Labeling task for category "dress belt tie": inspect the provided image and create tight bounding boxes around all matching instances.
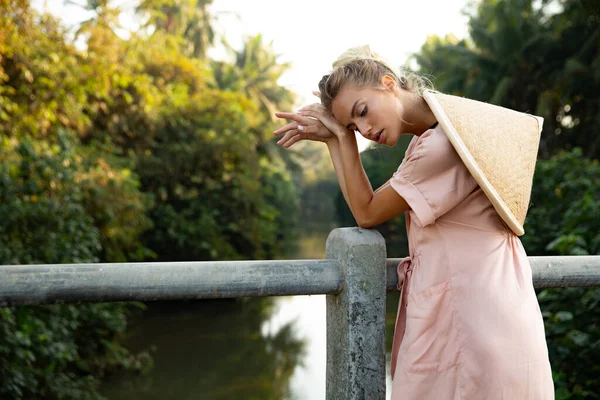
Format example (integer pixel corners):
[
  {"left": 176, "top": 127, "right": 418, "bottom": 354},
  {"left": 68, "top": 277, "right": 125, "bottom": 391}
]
[{"left": 391, "top": 256, "right": 414, "bottom": 380}]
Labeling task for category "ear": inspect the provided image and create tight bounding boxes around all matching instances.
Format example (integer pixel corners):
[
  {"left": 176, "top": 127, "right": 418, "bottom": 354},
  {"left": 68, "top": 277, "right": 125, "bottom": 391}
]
[{"left": 381, "top": 75, "right": 397, "bottom": 92}]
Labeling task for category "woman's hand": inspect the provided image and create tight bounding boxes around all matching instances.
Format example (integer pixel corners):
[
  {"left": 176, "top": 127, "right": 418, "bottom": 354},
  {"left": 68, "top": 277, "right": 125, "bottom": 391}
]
[
  {"left": 274, "top": 110, "right": 335, "bottom": 148},
  {"left": 297, "top": 103, "right": 348, "bottom": 138},
  {"left": 274, "top": 103, "right": 350, "bottom": 148}
]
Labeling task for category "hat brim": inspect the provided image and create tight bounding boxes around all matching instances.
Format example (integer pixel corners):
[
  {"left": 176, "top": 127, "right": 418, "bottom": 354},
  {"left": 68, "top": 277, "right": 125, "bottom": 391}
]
[{"left": 423, "top": 90, "right": 543, "bottom": 236}]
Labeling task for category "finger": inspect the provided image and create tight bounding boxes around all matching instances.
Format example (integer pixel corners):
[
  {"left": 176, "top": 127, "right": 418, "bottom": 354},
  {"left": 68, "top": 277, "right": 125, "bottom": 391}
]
[
  {"left": 275, "top": 112, "right": 305, "bottom": 124},
  {"left": 298, "top": 109, "right": 327, "bottom": 120},
  {"left": 276, "top": 129, "right": 300, "bottom": 146},
  {"left": 283, "top": 133, "right": 304, "bottom": 148},
  {"left": 297, "top": 109, "right": 323, "bottom": 120},
  {"left": 298, "top": 109, "right": 343, "bottom": 135},
  {"left": 273, "top": 121, "right": 299, "bottom": 135},
  {"left": 312, "top": 90, "right": 321, "bottom": 98},
  {"left": 274, "top": 112, "right": 317, "bottom": 130},
  {"left": 296, "top": 123, "right": 316, "bottom": 134}
]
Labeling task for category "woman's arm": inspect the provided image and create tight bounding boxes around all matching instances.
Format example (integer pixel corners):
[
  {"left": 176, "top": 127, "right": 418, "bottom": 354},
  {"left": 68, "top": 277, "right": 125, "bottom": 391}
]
[
  {"left": 325, "top": 137, "right": 352, "bottom": 210},
  {"left": 274, "top": 104, "right": 408, "bottom": 228},
  {"left": 373, "top": 179, "right": 391, "bottom": 195},
  {"left": 327, "top": 133, "right": 408, "bottom": 228}
]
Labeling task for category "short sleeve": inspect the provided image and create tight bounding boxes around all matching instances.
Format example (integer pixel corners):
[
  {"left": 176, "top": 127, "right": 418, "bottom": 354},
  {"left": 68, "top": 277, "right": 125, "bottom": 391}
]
[{"left": 390, "top": 126, "right": 478, "bottom": 227}]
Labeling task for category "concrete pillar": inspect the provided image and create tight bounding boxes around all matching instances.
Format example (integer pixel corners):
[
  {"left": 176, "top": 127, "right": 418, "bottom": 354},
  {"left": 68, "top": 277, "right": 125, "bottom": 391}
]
[{"left": 325, "top": 227, "right": 387, "bottom": 400}]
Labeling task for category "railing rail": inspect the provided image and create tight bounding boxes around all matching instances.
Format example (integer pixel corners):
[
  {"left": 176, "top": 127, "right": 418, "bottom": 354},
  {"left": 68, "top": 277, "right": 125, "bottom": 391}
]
[
  {"left": 0, "top": 259, "right": 344, "bottom": 306},
  {"left": 2, "top": 228, "right": 600, "bottom": 399},
  {"left": 3, "top": 256, "right": 599, "bottom": 307},
  {"left": 386, "top": 256, "right": 600, "bottom": 290}
]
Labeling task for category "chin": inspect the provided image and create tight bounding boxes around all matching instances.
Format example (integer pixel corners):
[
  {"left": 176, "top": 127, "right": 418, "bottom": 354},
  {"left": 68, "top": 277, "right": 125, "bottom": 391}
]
[{"left": 388, "top": 132, "right": 401, "bottom": 146}]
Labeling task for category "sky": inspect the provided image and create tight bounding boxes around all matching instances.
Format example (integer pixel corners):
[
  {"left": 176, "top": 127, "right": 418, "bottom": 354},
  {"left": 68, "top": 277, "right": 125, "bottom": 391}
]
[
  {"left": 208, "top": 0, "right": 472, "bottom": 149},
  {"left": 33, "top": 0, "right": 472, "bottom": 149},
  {"left": 207, "top": 0, "right": 471, "bottom": 106}
]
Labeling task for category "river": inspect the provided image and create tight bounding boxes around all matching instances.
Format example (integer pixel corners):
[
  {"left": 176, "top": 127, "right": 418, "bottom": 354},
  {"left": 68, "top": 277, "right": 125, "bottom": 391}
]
[{"left": 101, "top": 224, "right": 401, "bottom": 400}]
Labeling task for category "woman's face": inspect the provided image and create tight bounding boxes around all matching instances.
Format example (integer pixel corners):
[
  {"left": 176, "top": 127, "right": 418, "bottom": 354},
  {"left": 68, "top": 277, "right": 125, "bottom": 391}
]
[{"left": 331, "top": 77, "right": 405, "bottom": 146}]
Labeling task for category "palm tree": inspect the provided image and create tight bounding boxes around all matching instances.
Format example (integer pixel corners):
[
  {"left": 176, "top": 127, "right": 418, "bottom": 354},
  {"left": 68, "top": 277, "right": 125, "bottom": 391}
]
[
  {"left": 213, "top": 34, "right": 295, "bottom": 122},
  {"left": 417, "top": 0, "right": 552, "bottom": 111},
  {"left": 137, "top": 0, "right": 189, "bottom": 35},
  {"left": 66, "top": 0, "right": 122, "bottom": 55},
  {"left": 412, "top": 0, "right": 600, "bottom": 158},
  {"left": 136, "top": 0, "right": 218, "bottom": 59},
  {"left": 182, "top": 0, "right": 214, "bottom": 58},
  {"left": 211, "top": 34, "right": 302, "bottom": 189}
]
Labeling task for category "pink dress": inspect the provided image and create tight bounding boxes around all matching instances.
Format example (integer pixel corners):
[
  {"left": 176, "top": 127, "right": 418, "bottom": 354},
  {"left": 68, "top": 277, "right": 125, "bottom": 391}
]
[{"left": 388, "top": 125, "right": 554, "bottom": 399}]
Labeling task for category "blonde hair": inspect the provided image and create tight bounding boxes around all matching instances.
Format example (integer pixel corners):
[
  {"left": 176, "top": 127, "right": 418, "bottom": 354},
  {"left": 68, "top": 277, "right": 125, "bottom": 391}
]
[{"left": 317, "top": 45, "right": 432, "bottom": 112}]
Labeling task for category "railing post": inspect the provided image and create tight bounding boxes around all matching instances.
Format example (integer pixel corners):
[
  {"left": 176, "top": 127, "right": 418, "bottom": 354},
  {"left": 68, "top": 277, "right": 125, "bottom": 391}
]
[{"left": 325, "top": 227, "right": 387, "bottom": 400}]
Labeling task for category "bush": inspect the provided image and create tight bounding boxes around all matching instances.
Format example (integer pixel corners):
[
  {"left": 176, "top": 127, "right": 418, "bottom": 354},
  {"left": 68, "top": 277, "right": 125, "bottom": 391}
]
[
  {"left": 0, "top": 134, "right": 151, "bottom": 399},
  {"left": 523, "top": 149, "right": 600, "bottom": 399}
]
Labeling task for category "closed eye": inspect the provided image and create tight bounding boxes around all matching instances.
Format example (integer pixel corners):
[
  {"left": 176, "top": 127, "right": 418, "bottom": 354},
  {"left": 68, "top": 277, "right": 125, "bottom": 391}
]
[
  {"left": 346, "top": 104, "right": 368, "bottom": 132},
  {"left": 360, "top": 105, "right": 368, "bottom": 117}
]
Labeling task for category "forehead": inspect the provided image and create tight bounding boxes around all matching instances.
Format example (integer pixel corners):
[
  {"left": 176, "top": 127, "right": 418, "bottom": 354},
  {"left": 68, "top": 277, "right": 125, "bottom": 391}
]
[{"left": 331, "top": 85, "right": 368, "bottom": 124}]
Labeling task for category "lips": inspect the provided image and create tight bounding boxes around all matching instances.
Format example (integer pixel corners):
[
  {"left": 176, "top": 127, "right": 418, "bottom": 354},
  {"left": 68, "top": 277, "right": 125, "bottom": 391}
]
[{"left": 374, "top": 130, "right": 384, "bottom": 144}]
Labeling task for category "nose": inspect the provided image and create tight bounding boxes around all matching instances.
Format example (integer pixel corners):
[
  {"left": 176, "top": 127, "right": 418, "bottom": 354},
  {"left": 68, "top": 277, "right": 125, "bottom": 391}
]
[{"left": 356, "top": 121, "right": 372, "bottom": 139}]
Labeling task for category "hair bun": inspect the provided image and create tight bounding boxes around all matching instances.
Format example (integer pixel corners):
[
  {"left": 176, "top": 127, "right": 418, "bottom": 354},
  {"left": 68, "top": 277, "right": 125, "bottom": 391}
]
[
  {"left": 332, "top": 45, "right": 372, "bottom": 68},
  {"left": 332, "top": 45, "right": 399, "bottom": 76}
]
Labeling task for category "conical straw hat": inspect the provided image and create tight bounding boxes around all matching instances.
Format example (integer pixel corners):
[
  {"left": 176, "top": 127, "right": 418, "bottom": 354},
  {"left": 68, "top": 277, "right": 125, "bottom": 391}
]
[{"left": 423, "top": 90, "right": 543, "bottom": 236}]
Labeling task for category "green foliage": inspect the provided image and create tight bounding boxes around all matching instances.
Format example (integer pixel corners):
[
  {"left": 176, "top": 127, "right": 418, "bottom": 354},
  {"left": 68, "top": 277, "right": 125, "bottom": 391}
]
[
  {"left": 69, "top": 0, "right": 123, "bottom": 57},
  {"left": 0, "top": 3, "right": 91, "bottom": 139},
  {"left": 283, "top": 141, "right": 341, "bottom": 244},
  {"left": 414, "top": 0, "right": 600, "bottom": 159},
  {"left": 212, "top": 34, "right": 295, "bottom": 125},
  {"left": 0, "top": 134, "right": 151, "bottom": 399},
  {"left": 259, "top": 150, "right": 301, "bottom": 258},
  {"left": 521, "top": 149, "right": 600, "bottom": 398},
  {"left": 524, "top": 148, "right": 600, "bottom": 257},
  {"left": 76, "top": 142, "right": 155, "bottom": 263},
  {"left": 136, "top": 0, "right": 216, "bottom": 59},
  {"left": 0, "top": 0, "right": 301, "bottom": 397},
  {"left": 0, "top": 134, "right": 100, "bottom": 264},
  {"left": 138, "top": 90, "right": 292, "bottom": 261},
  {"left": 1, "top": 0, "right": 299, "bottom": 264},
  {"left": 0, "top": 303, "right": 152, "bottom": 400}
]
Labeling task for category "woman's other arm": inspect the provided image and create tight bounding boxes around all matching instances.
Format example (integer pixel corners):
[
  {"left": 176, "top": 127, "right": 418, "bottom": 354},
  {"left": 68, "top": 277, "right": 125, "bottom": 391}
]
[
  {"left": 274, "top": 105, "right": 408, "bottom": 228},
  {"left": 327, "top": 133, "right": 407, "bottom": 228}
]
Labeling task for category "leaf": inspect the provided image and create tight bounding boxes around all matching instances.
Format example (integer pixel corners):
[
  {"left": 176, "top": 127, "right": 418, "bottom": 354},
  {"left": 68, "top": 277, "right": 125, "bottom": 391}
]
[{"left": 555, "top": 311, "right": 574, "bottom": 322}]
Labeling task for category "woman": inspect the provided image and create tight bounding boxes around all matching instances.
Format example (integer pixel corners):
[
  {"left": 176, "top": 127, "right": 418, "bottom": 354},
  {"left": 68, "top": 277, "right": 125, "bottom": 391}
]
[{"left": 274, "top": 45, "right": 554, "bottom": 399}]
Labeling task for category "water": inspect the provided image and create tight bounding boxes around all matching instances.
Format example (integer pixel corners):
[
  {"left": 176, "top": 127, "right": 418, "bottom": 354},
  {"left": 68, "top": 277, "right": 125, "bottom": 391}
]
[
  {"left": 266, "top": 295, "right": 397, "bottom": 400},
  {"left": 101, "top": 226, "right": 400, "bottom": 399},
  {"left": 265, "top": 295, "right": 326, "bottom": 400}
]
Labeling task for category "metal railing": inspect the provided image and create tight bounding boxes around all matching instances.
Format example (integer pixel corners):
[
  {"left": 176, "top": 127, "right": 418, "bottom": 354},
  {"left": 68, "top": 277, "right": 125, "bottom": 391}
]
[{"left": 2, "top": 228, "right": 600, "bottom": 399}]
